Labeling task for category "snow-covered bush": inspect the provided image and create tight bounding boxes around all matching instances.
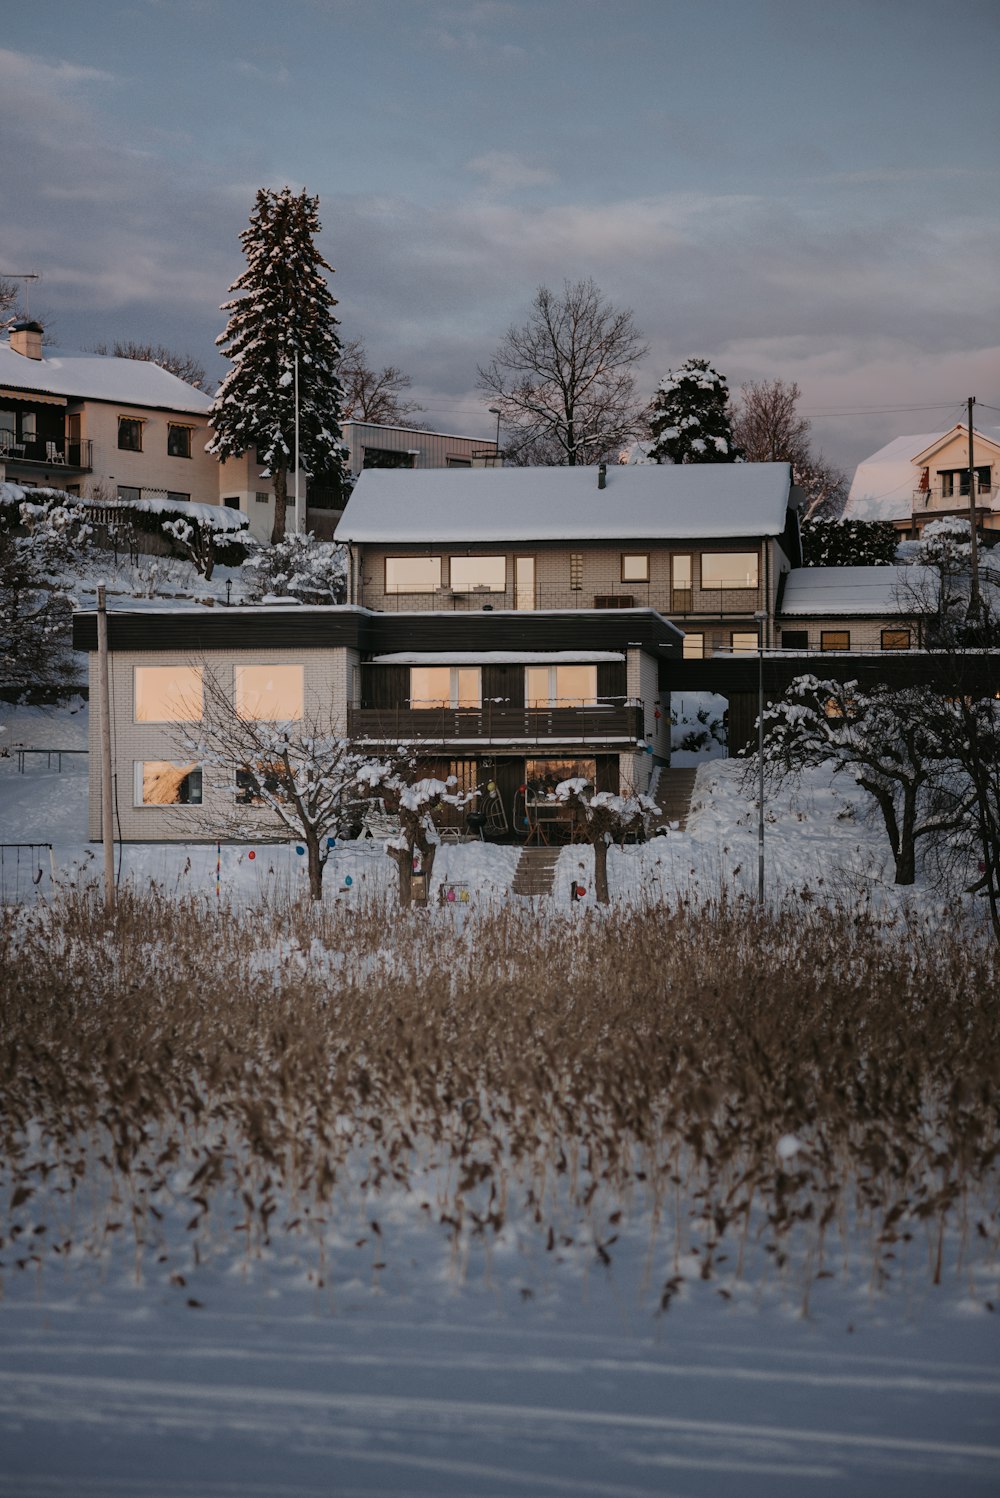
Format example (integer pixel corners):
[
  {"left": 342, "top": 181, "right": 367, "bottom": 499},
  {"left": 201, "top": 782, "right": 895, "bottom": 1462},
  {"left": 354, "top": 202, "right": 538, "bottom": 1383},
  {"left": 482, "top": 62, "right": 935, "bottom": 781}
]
[
  {"left": 0, "top": 485, "right": 92, "bottom": 695},
  {"left": 800, "top": 516, "right": 898, "bottom": 567},
  {"left": 241, "top": 531, "right": 347, "bottom": 605},
  {"left": 553, "top": 778, "right": 658, "bottom": 903}
]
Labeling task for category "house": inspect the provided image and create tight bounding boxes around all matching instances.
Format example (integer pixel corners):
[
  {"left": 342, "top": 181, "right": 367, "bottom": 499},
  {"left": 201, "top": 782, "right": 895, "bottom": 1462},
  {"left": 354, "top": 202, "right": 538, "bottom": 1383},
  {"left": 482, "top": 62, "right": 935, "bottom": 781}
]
[
  {"left": 776, "top": 566, "right": 937, "bottom": 653},
  {"left": 334, "top": 461, "right": 803, "bottom": 657},
  {"left": 844, "top": 423, "right": 1000, "bottom": 537},
  {"left": 72, "top": 603, "right": 680, "bottom": 843}
]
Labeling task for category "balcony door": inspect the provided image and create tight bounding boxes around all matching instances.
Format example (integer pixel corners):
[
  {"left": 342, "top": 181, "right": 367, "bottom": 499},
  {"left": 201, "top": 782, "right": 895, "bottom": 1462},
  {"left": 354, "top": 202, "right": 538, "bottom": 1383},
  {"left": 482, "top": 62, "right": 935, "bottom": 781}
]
[
  {"left": 671, "top": 554, "right": 692, "bottom": 613},
  {"left": 514, "top": 555, "right": 535, "bottom": 610}
]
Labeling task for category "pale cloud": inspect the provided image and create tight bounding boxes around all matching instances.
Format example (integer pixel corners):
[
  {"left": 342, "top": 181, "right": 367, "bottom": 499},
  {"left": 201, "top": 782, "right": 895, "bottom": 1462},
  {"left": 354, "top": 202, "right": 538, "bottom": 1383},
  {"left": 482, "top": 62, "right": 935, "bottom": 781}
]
[{"left": 465, "top": 152, "right": 556, "bottom": 191}]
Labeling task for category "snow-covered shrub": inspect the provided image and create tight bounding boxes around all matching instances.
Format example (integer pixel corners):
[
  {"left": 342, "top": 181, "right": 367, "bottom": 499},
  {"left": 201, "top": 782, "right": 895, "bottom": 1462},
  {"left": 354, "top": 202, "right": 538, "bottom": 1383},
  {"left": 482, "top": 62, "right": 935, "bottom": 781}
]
[
  {"left": 800, "top": 516, "right": 897, "bottom": 567},
  {"left": 241, "top": 531, "right": 347, "bottom": 605}
]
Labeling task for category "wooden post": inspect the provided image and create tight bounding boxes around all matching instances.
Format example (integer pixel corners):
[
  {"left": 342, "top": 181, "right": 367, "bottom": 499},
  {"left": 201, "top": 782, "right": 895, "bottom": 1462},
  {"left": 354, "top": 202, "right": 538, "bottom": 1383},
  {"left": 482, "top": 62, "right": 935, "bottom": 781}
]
[
  {"left": 96, "top": 584, "right": 116, "bottom": 915},
  {"left": 967, "top": 396, "right": 980, "bottom": 618}
]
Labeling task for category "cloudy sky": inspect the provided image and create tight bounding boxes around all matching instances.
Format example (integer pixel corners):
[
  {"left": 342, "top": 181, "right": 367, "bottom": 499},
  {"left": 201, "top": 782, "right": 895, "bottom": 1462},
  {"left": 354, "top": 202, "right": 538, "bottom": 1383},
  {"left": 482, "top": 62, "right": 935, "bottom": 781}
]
[{"left": 2, "top": 0, "right": 998, "bottom": 470}]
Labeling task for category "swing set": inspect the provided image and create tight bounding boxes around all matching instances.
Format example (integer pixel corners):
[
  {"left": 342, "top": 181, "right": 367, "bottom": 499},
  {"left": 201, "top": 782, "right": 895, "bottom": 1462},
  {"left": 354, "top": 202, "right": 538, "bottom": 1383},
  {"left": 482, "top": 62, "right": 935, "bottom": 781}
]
[{"left": 0, "top": 843, "right": 56, "bottom": 902}]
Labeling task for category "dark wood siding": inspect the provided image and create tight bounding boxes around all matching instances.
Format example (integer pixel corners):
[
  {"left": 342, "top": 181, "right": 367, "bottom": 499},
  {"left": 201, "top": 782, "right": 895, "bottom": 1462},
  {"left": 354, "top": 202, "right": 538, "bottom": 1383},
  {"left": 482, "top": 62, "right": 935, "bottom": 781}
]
[
  {"left": 597, "top": 661, "right": 626, "bottom": 700},
  {"left": 595, "top": 755, "right": 618, "bottom": 794},
  {"left": 483, "top": 663, "right": 525, "bottom": 708},
  {"left": 359, "top": 663, "right": 408, "bottom": 709}
]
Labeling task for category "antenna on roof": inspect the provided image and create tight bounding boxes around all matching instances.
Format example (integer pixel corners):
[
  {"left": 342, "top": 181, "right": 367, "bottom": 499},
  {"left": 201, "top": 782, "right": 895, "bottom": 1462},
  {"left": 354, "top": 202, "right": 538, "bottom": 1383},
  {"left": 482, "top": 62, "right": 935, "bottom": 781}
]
[{"left": 3, "top": 271, "right": 41, "bottom": 319}]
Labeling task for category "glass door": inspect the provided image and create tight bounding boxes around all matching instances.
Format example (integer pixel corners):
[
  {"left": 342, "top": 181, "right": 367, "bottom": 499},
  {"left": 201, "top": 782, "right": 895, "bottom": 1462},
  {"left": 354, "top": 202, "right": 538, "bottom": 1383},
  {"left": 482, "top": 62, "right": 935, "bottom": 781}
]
[{"left": 514, "top": 554, "right": 535, "bottom": 610}]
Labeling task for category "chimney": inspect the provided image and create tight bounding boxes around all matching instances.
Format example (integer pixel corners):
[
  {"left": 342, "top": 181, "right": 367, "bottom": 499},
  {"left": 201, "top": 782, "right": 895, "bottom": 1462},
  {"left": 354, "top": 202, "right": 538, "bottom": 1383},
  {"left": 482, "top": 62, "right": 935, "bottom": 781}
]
[
  {"left": 598, "top": 462, "right": 607, "bottom": 490},
  {"left": 10, "top": 321, "right": 43, "bottom": 360}
]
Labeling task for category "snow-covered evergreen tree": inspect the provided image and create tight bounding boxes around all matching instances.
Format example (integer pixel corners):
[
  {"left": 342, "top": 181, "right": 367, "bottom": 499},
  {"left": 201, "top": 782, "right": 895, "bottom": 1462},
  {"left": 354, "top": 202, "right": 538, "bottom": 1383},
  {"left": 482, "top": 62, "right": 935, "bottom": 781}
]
[
  {"left": 648, "top": 358, "right": 739, "bottom": 464},
  {"left": 208, "top": 187, "right": 346, "bottom": 543}
]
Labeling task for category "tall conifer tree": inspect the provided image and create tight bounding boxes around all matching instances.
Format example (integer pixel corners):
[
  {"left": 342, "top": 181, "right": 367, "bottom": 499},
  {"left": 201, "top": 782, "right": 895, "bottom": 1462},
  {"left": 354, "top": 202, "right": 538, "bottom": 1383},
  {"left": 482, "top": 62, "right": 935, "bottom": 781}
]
[
  {"left": 648, "top": 357, "right": 739, "bottom": 464},
  {"left": 208, "top": 187, "right": 346, "bottom": 542}
]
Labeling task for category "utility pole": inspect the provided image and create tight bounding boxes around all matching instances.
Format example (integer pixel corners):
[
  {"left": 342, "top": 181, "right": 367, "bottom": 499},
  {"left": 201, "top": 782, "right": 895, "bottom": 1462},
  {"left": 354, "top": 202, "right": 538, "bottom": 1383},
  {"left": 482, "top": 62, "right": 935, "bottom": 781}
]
[
  {"left": 96, "top": 585, "right": 116, "bottom": 916},
  {"left": 294, "top": 351, "right": 301, "bottom": 534},
  {"left": 967, "top": 396, "right": 980, "bottom": 618}
]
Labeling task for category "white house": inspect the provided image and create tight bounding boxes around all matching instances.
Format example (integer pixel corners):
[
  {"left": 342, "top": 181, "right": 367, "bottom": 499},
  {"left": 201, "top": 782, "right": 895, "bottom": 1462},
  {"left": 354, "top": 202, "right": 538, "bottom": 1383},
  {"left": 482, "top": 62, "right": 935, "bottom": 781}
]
[{"left": 845, "top": 423, "right": 1000, "bottom": 537}]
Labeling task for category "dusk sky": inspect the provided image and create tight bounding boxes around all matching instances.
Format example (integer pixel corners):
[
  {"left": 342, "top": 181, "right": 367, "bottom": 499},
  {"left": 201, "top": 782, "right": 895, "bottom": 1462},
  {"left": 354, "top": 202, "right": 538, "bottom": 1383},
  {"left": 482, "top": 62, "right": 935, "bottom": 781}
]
[{"left": 3, "top": 0, "right": 998, "bottom": 471}]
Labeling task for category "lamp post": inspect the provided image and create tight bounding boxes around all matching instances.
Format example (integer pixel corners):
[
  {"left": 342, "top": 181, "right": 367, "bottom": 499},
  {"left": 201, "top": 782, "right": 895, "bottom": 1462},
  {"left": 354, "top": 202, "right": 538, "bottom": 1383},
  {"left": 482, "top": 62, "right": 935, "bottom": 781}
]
[
  {"left": 488, "top": 407, "right": 501, "bottom": 466},
  {"left": 754, "top": 609, "right": 768, "bottom": 903}
]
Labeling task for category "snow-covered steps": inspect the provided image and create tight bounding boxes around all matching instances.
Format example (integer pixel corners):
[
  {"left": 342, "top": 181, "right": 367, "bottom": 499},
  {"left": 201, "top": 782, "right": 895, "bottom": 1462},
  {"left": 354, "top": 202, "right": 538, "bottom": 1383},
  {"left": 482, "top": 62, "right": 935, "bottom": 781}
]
[
  {"left": 652, "top": 767, "right": 698, "bottom": 831},
  {"left": 510, "top": 846, "right": 562, "bottom": 897}
]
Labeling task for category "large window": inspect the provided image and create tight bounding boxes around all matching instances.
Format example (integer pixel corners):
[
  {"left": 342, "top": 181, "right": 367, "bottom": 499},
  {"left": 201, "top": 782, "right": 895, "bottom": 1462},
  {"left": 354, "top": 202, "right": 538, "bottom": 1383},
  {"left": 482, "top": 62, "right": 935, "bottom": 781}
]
[
  {"left": 167, "top": 424, "right": 193, "bottom": 458},
  {"left": 730, "top": 631, "right": 759, "bottom": 655},
  {"left": 525, "top": 664, "right": 597, "bottom": 707},
  {"left": 940, "top": 466, "right": 990, "bottom": 498},
  {"left": 118, "top": 416, "right": 143, "bottom": 452},
  {"left": 385, "top": 556, "right": 441, "bottom": 594},
  {"left": 363, "top": 447, "right": 415, "bottom": 469},
  {"left": 700, "top": 552, "right": 759, "bottom": 589},
  {"left": 449, "top": 555, "right": 506, "bottom": 593},
  {"left": 881, "top": 628, "right": 911, "bottom": 651},
  {"left": 821, "top": 630, "right": 851, "bottom": 652},
  {"left": 525, "top": 757, "right": 596, "bottom": 796},
  {"left": 134, "top": 761, "right": 202, "bottom": 806},
  {"left": 134, "top": 665, "right": 203, "bottom": 722},
  {"left": 409, "top": 666, "right": 481, "bottom": 708},
  {"left": 235, "top": 665, "right": 304, "bottom": 721}
]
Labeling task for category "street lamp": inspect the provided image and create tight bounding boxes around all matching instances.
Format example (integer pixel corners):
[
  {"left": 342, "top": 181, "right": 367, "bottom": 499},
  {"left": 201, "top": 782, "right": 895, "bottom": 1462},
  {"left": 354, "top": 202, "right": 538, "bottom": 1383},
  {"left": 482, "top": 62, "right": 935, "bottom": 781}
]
[
  {"left": 754, "top": 610, "right": 768, "bottom": 903},
  {"left": 488, "top": 407, "right": 501, "bottom": 466}
]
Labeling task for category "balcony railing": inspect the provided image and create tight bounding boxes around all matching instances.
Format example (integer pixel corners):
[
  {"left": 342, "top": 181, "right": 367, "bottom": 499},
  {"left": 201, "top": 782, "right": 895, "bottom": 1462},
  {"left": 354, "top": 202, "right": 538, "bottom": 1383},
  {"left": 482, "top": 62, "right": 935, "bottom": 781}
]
[
  {"left": 361, "top": 581, "right": 763, "bottom": 617},
  {"left": 913, "top": 483, "right": 998, "bottom": 511},
  {"left": 348, "top": 702, "right": 645, "bottom": 746},
  {"left": 0, "top": 438, "right": 93, "bottom": 471}
]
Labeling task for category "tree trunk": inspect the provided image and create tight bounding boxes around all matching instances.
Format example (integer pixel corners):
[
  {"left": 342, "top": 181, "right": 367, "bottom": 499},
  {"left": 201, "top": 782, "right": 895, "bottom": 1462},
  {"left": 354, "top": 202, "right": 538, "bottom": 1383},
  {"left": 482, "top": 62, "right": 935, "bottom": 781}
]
[
  {"left": 271, "top": 465, "right": 288, "bottom": 544},
  {"left": 306, "top": 833, "right": 324, "bottom": 901},
  {"left": 390, "top": 845, "right": 413, "bottom": 908},
  {"left": 593, "top": 838, "right": 610, "bottom": 904},
  {"left": 894, "top": 788, "right": 918, "bottom": 886}
]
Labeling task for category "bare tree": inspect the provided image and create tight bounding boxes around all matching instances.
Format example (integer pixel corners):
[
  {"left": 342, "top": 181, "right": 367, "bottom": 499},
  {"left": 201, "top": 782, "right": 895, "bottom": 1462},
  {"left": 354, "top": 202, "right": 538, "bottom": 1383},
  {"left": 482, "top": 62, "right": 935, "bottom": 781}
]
[
  {"left": 553, "top": 778, "right": 657, "bottom": 904},
  {"left": 731, "top": 378, "right": 846, "bottom": 519},
  {"left": 339, "top": 338, "right": 424, "bottom": 426},
  {"left": 91, "top": 339, "right": 209, "bottom": 392},
  {"left": 478, "top": 279, "right": 647, "bottom": 466},
  {"left": 0, "top": 278, "right": 18, "bottom": 327},
  {"left": 185, "top": 672, "right": 392, "bottom": 900}
]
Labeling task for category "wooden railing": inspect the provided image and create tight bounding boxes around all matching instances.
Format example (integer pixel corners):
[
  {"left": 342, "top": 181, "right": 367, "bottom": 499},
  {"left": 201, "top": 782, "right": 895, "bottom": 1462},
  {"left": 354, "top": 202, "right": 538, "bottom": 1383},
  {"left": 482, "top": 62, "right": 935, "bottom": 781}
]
[{"left": 348, "top": 702, "right": 644, "bottom": 745}]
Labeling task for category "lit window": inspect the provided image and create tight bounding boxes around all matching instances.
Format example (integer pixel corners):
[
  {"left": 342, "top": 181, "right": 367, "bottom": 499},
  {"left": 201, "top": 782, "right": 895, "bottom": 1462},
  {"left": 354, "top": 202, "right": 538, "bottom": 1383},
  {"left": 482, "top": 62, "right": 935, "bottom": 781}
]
[
  {"left": 821, "top": 631, "right": 851, "bottom": 652},
  {"left": 449, "top": 556, "right": 506, "bottom": 592},
  {"left": 385, "top": 556, "right": 441, "bottom": 593},
  {"left": 134, "top": 762, "right": 202, "bottom": 806},
  {"left": 134, "top": 665, "right": 203, "bottom": 722},
  {"left": 167, "top": 424, "right": 193, "bottom": 458},
  {"left": 525, "top": 664, "right": 597, "bottom": 707},
  {"left": 621, "top": 553, "right": 649, "bottom": 583},
  {"left": 730, "top": 632, "right": 759, "bottom": 654},
  {"left": 881, "top": 628, "right": 911, "bottom": 651},
  {"left": 118, "top": 417, "right": 143, "bottom": 452},
  {"left": 682, "top": 633, "right": 704, "bottom": 660},
  {"left": 701, "top": 552, "right": 759, "bottom": 589},
  {"left": 235, "top": 665, "right": 304, "bottom": 721},
  {"left": 410, "top": 667, "right": 481, "bottom": 708}
]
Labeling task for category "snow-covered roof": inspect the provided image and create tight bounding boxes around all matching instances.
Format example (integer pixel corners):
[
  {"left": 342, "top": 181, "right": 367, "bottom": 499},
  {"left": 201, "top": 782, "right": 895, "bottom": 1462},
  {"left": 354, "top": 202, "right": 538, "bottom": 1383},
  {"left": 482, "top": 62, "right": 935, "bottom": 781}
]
[
  {"left": 779, "top": 566, "right": 936, "bottom": 617},
  {"left": 336, "top": 463, "right": 793, "bottom": 543},
  {"left": 371, "top": 651, "right": 626, "bottom": 665},
  {"left": 0, "top": 341, "right": 212, "bottom": 415},
  {"left": 844, "top": 427, "right": 1000, "bottom": 522}
]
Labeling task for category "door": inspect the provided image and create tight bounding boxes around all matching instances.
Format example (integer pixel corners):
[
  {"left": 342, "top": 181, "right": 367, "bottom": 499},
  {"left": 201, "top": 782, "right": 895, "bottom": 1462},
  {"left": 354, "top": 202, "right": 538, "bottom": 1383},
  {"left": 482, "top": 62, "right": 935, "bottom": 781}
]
[{"left": 514, "top": 555, "right": 535, "bottom": 610}]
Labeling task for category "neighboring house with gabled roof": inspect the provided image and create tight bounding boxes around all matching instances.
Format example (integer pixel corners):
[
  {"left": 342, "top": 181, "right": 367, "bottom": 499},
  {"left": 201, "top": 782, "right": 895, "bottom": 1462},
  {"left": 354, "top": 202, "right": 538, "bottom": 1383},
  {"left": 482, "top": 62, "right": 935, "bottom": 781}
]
[
  {"left": 335, "top": 461, "right": 804, "bottom": 659},
  {"left": 776, "top": 565, "right": 937, "bottom": 654},
  {"left": 844, "top": 423, "right": 1000, "bottom": 537}
]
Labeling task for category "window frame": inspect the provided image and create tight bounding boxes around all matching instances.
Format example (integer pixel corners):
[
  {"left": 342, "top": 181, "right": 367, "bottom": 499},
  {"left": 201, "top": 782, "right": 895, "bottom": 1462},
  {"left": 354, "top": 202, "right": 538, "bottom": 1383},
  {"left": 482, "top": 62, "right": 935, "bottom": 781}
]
[
  {"left": 621, "top": 552, "right": 650, "bottom": 583},
  {"left": 409, "top": 665, "right": 482, "bottom": 709},
  {"left": 167, "top": 423, "right": 193, "bottom": 459},
  {"left": 133, "top": 664, "right": 203, "bottom": 723},
  {"left": 448, "top": 554, "right": 507, "bottom": 594},
  {"left": 133, "top": 760, "right": 203, "bottom": 807},
  {"left": 384, "top": 555, "right": 442, "bottom": 595},
  {"left": 681, "top": 632, "right": 704, "bottom": 660},
  {"left": 699, "top": 551, "right": 760, "bottom": 590},
  {"left": 117, "top": 416, "right": 144, "bottom": 452},
  {"left": 525, "top": 663, "right": 598, "bottom": 708},
  {"left": 730, "top": 631, "right": 760, "bottom": 655},
  {"left": 820, "top": 630, "right": 851, "bottom": 652},
  {"left": 234, "top": 664, "right": 305, "bottom": 723},
  {"left": 881, "top": 627, "right": 911, "bottom": 651}
]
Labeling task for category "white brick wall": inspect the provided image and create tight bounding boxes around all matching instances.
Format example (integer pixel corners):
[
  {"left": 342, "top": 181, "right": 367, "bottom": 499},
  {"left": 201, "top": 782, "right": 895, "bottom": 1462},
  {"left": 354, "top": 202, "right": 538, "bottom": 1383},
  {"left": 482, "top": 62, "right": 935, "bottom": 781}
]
[{"left": 89, "top": 645, "right": 352, "bottom": 841}]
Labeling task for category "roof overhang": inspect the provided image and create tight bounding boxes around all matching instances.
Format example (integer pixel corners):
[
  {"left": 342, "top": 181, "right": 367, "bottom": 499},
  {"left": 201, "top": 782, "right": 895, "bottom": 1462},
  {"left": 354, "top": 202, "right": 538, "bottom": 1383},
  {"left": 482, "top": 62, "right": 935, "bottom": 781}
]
[{"left": 0, "top": 388, "right": 67, "bottom": 406}]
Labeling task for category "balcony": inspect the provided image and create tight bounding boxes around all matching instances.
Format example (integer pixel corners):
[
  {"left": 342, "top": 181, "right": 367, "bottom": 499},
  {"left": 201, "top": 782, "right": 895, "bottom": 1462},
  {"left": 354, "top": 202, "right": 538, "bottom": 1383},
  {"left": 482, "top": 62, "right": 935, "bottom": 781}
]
[
  {"left": 365, "top": 580, "right": 762, "bottom": 617},
  {"left": 0, "top": 438, "right": 93, "bottom": 472},
  {"left": 347, "top": 701, "right": 645, "bottom": 747},
  {"left": 913, "top": 483, "right": 998, "bottom": 513}
]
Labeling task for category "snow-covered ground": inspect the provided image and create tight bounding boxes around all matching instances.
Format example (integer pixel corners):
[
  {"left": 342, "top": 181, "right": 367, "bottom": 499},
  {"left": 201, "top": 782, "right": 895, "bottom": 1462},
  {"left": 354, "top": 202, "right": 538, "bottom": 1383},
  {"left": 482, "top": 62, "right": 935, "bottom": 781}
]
[{"left": 1, "top": 696, "right": 997, "bottom": 1497}]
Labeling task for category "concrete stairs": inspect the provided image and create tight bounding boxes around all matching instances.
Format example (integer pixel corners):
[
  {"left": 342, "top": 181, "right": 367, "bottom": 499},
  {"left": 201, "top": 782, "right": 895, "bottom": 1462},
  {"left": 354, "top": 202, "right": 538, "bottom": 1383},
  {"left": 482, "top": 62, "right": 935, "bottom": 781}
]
[
  {"left": 651, "top": 767, "right": 698, "bottom": 832},
  {"left": 511, "top": 846, "right": 563, "bottom": 897}
]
